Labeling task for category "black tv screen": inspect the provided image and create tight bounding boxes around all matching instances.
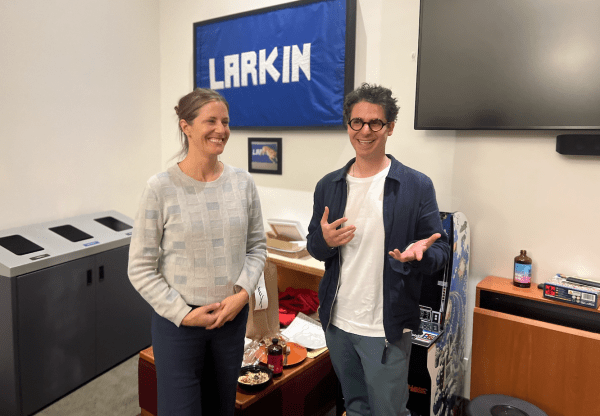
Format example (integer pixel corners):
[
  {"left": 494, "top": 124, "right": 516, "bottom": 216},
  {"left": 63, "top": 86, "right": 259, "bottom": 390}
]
[{"left": 415, "top": 0, "right": 600, "bottom": 130}]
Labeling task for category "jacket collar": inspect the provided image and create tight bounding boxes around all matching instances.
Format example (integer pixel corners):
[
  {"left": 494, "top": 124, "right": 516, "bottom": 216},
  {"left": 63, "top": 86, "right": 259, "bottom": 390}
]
[{"left": 332, "top": 154, "right": 404, "bottom": 182}]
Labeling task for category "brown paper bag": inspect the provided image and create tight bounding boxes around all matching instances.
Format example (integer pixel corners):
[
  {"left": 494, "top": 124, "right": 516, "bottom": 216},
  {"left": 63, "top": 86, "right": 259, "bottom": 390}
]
[{"left": 245, "top": 261, "right": 279, "bottom": 340}]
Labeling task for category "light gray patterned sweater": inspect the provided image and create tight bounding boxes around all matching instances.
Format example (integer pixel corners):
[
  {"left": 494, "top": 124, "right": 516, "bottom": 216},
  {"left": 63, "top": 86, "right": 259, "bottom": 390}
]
[{"left": 128, "top": 164, "right": 267, "bottom": 326}]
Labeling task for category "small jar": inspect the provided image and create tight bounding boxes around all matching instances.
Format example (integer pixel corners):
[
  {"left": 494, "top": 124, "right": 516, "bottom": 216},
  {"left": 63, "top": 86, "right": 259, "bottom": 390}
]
[
  {"left": 513, "top": 250, "right": 532, "bottom": 288},
  {"left": 267, "top": 338, "right": 283, "bottom": 377}
]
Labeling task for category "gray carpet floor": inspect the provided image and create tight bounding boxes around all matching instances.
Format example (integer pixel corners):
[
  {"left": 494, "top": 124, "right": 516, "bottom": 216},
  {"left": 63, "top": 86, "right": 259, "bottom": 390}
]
[{"left": 33, "top": 355, "right": 140, "bottom": 416}]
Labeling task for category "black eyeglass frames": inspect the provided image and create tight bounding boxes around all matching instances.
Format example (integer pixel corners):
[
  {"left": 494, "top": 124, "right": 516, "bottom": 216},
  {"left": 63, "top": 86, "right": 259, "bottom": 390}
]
[{"left": 348, "top": 118, "right": 388, "bottom": 132}]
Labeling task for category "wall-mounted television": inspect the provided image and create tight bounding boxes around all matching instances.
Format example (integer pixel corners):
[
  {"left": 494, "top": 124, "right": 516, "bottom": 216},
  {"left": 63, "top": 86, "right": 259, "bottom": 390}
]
[{"left": 415, "top": 0, "right": 600, "bottom": 130}]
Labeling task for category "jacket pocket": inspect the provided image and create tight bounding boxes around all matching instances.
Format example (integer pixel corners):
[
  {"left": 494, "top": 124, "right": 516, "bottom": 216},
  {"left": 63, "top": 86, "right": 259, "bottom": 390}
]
[
  {"left": 388, "top": 269, "right": 421, "bottom": 317},
  {"left": 388, "top": 256, "right": 411, "bottom": 276},
  {"left": 388, "top": 271, "right": 406, "bottom": 317}
]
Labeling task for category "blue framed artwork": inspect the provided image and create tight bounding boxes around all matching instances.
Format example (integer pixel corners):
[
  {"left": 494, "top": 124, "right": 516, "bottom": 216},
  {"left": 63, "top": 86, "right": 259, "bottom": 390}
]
[
  {"left": 193, "top": 0, "right": 356, "bottom": 129},
  {"left": 248, "top": 138, "right": 282, "bottom": 175}
]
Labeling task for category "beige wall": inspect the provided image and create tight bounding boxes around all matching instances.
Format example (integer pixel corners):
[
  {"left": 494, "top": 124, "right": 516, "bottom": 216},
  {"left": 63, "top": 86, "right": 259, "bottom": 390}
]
[
  {"left": 159, "top": 0, "right": 360, "bottom": 195},
  {"left": 453, "top": 129, "right": 600, "bottom": 388},
  {"left": 158, "top": 0, "right": 455, "bottom": 227},
  {"left": 379, "top": 0, "right": 600, "bottom": 394},
  {"left": 0, "top": 0, "right": 161, "bottom": 230},
  {"left": 159, "top": 0, "right": 600, "bottom": 397},
  {"left": 4, "top": 0, "right": 600, "bottom": 401}
]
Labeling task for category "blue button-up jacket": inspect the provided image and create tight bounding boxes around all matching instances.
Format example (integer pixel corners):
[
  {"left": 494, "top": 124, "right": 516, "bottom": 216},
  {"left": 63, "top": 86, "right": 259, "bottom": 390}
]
[{"left": 307, "top": 155, "right": 450, "bottom": 343}]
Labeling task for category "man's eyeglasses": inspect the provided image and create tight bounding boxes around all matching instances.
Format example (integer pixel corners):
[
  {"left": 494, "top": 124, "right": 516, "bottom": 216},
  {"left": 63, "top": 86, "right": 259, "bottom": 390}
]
[{"left": 348, "top": 118, "right": 388, "bottom": 132}]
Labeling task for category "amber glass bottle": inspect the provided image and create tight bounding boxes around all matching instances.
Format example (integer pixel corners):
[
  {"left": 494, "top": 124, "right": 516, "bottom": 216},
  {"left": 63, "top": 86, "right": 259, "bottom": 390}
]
[
  {"left": 513, "top": 250, "right": 532, "bottom": 288},
  {"left": 267, "top": 338, "right": 283, "bottom": 377}
]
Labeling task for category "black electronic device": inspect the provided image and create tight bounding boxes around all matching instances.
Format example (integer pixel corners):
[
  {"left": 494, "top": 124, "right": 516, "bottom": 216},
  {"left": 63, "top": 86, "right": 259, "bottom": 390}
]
[
  {"left": 566, "top": 276, "right": 600, "bottom": 289},
  {"left": 556, "top": 134, "right": 600, "bottom": 156},
  {"left": 543, "top": 275, "right": 600, "bottom": 309},
  {"left": 479, "top": 287, "right": 600, "bottom": 334},
  {"left": 415, "top": 0, "right": 600, "bottom": 130}
]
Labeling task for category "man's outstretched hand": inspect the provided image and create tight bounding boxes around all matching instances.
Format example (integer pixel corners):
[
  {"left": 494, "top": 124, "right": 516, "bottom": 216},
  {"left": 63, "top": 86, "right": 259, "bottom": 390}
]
[{"left": 388, "top": 233, "right": 441, "bottom": 263}]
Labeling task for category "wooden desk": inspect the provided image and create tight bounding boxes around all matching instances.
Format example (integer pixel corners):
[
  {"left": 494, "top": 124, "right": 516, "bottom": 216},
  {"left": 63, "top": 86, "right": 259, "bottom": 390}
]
[
  {"left": 138, "top": 255, "right": 337, "bottom": 416},
  {"left": 267, "top": 252, "right": 324, "bottom": 293},
  {"left": 236, "top": 350, "right": 336, "bottom": 416},
  {"left": 138, "top": 346, "right": 337, "bottom": 416},
  {"left": 471, "top": 275, "right": 600, "bottom": 416}
]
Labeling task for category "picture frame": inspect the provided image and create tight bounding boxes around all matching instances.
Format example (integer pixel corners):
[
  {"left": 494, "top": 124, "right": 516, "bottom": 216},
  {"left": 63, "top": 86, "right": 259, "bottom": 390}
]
[
  {"left": 248, "top": 138, "right": 282, "bottom": 175},
  {"left": 193, "top": 0, "right": 357, "bottom": 129},
  {"left": 267, "top": 219, "right": 306, "bottom": 241}
]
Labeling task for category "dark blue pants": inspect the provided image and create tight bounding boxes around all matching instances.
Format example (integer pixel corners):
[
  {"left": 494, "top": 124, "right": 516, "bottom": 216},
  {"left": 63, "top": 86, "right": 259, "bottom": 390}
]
[{"left": 151, "top": 305, "right": 249, "bottom": 416}]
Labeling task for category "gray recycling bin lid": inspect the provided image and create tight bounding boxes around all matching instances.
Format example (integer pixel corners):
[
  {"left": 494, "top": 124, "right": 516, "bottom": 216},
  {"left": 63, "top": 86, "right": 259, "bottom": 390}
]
[{"left": 0, "top": 210, "right": 133, "bottom": 278}]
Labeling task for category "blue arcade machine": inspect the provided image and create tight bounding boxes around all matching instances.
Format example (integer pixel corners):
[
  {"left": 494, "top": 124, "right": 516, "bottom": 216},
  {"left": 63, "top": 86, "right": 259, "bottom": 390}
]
[{"left": 407, "top": 211, "right": 471, "bottom": 416}]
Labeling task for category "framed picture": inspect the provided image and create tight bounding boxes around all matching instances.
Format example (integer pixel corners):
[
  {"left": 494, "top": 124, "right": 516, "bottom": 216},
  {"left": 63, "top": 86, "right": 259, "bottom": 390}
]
[
  {"left": 248, "top": 138, "right": 282, "bottom": 175},
  {"left": 193, "top": 0, "right": 357, "bottom": 129}
]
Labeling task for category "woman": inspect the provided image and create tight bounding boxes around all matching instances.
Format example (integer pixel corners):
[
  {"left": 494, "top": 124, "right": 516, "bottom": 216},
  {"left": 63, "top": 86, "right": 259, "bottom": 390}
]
[{"left": 128, "top": 88, "right": 267, "bottom": 415}]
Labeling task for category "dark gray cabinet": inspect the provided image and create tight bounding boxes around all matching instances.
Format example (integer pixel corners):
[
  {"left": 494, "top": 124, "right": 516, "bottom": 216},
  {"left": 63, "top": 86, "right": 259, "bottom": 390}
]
[
  {"left": 2, "top": 245, "right": 151, "bottom": 416},
  {"left": 95, "top": 246, "right": 151, "bottom": 373},
  {"left": 17, "top": 255, "right": 97, "bottom": 416}
]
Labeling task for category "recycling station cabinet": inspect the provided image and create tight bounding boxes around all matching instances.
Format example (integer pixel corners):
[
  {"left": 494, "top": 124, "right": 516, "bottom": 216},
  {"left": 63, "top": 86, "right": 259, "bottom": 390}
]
[{"left": 0, "top": 211, "right": 152, "bottom": 416}]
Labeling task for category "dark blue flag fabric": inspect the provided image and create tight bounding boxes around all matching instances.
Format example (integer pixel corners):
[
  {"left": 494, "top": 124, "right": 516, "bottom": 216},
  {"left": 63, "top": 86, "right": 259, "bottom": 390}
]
[{"left": 194, "top": 0, "right": 348, "bottom": 127}]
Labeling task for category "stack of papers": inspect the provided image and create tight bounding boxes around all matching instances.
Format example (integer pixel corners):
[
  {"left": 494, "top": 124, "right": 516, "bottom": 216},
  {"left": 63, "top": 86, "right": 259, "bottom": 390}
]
[{"left": 281, "top": 312, "right": 326, "bottom": 350}]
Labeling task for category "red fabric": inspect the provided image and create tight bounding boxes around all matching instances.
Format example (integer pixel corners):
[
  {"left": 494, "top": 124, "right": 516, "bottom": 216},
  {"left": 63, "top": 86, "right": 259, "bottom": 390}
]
[
  {"left": 279, "top": 311, "right": 296, "bottom": 326},
  {"left": 278, "top": 288, "right": 319, "bottom": 326}
]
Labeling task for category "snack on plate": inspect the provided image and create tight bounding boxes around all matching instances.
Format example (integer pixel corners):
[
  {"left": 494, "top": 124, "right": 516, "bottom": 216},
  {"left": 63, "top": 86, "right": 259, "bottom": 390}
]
[{"left": 238, "top": 370, "right": 270, "bottom": 385}]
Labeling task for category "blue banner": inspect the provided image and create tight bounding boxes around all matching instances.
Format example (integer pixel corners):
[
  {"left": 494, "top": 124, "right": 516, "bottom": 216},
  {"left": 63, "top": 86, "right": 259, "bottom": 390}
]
[{"left": 194, "top": 0, "right": 351, "bottom": 128}]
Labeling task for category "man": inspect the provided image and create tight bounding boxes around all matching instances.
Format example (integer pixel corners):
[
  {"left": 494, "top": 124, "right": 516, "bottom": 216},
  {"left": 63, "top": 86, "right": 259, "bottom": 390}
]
[{"left": 307, "top": 83, "right": 450, "bottom": 415}]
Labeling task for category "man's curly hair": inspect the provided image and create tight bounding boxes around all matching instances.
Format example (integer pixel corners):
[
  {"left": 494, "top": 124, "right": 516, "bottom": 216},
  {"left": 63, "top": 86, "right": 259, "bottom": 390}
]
[{"left": 343, "top": 83, "right": 400, "bottom": 125}]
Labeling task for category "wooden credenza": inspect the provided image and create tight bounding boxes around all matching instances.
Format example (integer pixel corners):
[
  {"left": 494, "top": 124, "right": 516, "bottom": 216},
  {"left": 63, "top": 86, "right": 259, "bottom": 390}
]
[
  {"left": 138, "top": 254, "right": 339, "bottom": 416},
  {"left": 471, "top": 276, "right": 600, "bottom": 416},
  {"left": 266, "top": 252, "right": 325, "bottom": 292},
  {"left": 139, "top": 343, "right": 337, "bottom": 416}
]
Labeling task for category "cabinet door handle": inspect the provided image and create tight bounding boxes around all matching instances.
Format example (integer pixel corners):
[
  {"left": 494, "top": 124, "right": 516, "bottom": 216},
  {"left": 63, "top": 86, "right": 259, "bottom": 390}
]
[
  {"left": 99, "top": 265, "right": 104, "bottom": 282},
  {"left": 87, "top": 269, "right": 93, "bottom": 285}
]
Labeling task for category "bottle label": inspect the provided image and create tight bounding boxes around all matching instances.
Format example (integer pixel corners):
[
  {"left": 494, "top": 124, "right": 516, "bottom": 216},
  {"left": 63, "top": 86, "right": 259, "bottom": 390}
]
[
  {"left": 267, "top": 353, "right": 283, "bottom": 375},
  {"left": 514, "top": 263, "right": 532, "bottom": 284}
]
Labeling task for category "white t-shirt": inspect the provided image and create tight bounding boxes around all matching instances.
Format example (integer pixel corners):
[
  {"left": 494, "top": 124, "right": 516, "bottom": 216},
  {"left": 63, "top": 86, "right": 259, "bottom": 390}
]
[{"left": 331, "top": 165, "right": 390, "bottom": 337}]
